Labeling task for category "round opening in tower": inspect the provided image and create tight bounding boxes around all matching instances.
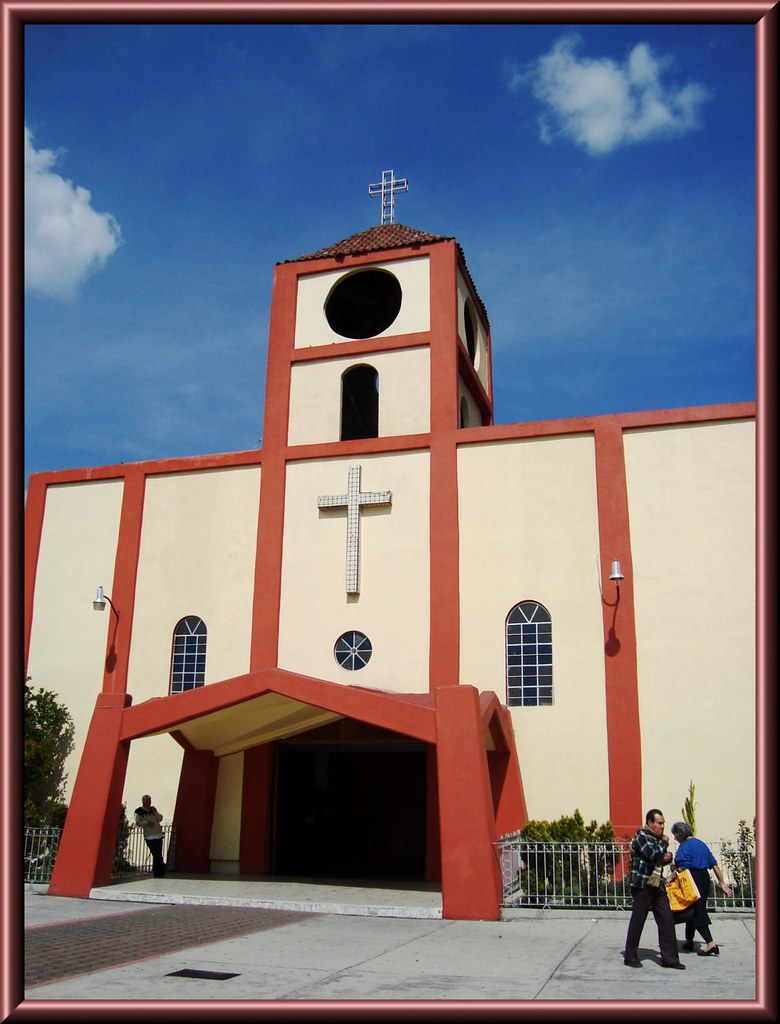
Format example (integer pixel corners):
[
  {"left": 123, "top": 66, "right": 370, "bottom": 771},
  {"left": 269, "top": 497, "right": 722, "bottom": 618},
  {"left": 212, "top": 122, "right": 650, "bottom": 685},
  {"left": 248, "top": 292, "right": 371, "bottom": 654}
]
[{"left": 325, "top": 269, "right": 402, "bottom": 339}]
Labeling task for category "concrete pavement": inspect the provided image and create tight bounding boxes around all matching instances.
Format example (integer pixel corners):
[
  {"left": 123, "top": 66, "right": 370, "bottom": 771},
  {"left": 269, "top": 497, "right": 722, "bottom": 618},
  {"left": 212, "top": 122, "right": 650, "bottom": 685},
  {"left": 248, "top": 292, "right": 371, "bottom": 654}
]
[{"left": 20, "top": 877, "right": 758, "bottom": 1007}]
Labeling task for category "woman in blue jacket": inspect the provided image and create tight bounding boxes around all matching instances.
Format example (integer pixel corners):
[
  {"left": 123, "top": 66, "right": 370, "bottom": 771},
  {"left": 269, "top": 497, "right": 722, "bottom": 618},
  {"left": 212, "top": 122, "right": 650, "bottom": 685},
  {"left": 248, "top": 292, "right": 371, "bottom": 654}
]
[{"left": 671, "top": 822, "right": 733, "bottom": 956}]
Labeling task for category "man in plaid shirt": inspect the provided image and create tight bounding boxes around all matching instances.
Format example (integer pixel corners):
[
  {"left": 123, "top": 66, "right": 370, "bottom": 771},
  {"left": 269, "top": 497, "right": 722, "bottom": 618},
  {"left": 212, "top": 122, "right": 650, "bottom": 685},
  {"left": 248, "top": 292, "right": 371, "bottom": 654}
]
[{"left": 623, "top": 809, "right": 685, "bottom": 969}]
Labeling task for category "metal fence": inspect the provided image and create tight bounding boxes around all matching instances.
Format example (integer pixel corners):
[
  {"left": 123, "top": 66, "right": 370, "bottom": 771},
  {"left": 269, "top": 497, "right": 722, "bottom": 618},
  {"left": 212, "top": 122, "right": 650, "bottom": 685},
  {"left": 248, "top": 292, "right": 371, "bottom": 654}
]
[
  {"left": 24, "top": 825, "right": 176, "bottom": 885},
  {"left": 114, "top": 824, "right": 176, "bottom": 878},
  {"left": 23, "top": 826, "right": 61, "bottom": 884},
  {"left": 26, "top": 825, "right": 755, "bottom": 911},
  {"left": 495, "top": 837, "right": 756, "bottom": 912}
]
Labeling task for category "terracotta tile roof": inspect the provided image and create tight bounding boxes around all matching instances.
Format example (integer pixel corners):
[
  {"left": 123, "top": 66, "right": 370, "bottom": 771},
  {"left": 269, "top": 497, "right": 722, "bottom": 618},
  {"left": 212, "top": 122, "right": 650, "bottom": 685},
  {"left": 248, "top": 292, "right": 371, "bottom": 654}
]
[
  {"left": 285, "top": 223, "right": 453, "bottom": 262},
  {"left": 283, "top": 223, "right": 489, "bottom": 328}
]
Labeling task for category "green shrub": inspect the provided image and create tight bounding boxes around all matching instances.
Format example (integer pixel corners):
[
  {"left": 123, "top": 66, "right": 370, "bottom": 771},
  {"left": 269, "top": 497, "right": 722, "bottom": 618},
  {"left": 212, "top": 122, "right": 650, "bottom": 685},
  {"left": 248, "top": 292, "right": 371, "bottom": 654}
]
[
  {"left": 518, "top": 810, "right": 616, "bottom": 901},
  {"left": 113, "top": 803, "right": 134, "bottom": 875},
  {"left": 520, "top": 808, "right": 615, "bottom": 843}
]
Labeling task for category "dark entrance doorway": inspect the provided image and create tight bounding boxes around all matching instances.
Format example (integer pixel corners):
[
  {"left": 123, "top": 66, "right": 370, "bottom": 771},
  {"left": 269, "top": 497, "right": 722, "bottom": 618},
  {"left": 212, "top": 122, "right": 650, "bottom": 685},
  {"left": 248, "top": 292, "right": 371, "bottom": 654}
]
[{"left": 273, "top": 739, "right": 427, "bottom": 881}]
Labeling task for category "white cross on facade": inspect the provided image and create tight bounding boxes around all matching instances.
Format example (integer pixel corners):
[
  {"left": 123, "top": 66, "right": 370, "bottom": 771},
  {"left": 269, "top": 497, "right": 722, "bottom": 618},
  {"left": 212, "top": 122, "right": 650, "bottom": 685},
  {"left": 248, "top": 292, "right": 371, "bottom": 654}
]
[
  {"left": 368, "top": 169, "right": 408, "bottom": 225},
  {"left": 317, "top": 465, "right": 392, "bottom": 594}
]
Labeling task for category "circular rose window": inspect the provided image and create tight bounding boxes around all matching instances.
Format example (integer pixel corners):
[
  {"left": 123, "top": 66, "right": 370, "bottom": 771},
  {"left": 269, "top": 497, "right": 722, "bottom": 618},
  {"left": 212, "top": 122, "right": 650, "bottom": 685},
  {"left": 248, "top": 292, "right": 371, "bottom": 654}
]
[{"left": 334, "top": 630, "right": 373, "bottom": 671}]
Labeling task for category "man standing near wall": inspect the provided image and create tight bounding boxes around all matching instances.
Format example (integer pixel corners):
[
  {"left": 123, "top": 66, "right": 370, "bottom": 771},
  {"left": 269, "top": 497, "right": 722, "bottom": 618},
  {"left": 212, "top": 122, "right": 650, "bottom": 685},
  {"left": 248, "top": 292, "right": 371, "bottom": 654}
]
[
  {"left": 624, "top": 809, "right": 685, "bottom": 969},
  {"left": 134, "top": 795, "right": 166, "bottom": 879}
]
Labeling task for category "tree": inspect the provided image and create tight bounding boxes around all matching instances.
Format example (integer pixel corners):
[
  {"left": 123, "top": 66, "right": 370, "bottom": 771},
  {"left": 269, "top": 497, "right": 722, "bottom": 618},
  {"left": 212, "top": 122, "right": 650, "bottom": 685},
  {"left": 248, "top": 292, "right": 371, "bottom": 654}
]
[{"left": 24, "top": 677, "right": 75, "bottom": 826}]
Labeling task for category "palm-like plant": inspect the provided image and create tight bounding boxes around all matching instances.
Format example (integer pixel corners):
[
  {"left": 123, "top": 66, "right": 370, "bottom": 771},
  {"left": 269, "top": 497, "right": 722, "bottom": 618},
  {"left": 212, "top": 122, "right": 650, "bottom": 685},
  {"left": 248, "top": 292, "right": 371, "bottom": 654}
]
[{"left": 681, "top": 780, "right": 697, "bottom": 835}]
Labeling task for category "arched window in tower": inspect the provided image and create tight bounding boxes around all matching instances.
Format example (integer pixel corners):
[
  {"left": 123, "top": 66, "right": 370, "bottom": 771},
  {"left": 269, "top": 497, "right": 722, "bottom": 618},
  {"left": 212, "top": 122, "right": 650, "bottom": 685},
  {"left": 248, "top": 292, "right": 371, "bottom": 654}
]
[
  {"left": 459, "top": 397, "right": 470, "bottom": 428},
  {"left": 170, "top": 616, "right": 207, "bottom": 693},
  {"left": 506, "top": 602, "right": 553, "bottom": 707},
  {"left": 341, "top": 364, "right": 379, "bottom": 441},
  {"left": 463, "top": 298, "right": 478, "bottom": 364}
]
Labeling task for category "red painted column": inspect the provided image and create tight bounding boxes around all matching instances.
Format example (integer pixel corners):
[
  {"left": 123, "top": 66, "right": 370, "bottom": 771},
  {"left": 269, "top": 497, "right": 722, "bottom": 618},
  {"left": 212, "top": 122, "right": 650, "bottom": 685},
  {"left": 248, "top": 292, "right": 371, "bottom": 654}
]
[
  {"left": 41, "top": 468, "right": 146, "bottom": 897},
  {"left": 428, "top": 243, "right": 461, "bottom": 691},
  {"left": 594, "top": 420, "right": 642, "bottom": 837},
  {"left": 171, "top": 740, "right": 219, "bottom": 873},
  {"left": 424, "top": 745, "right": 441, "bottom": 882},
  {"left": 250, "top": 263, "right": 297, "bottom": 671},
  {"left": 435, "top": 685, "right": 501, "bottom": 920},
  {"left": 23, "top": 474, "right": 47, "bottom": 670},
  {"left": 48, "top": 693, "right": 131, "bottom": 897},
  {"left": 250, "top": 453, "right": 287, "bottom": 672},
  {"left": 488, "top": 708, "right": 528, "bottom": 837},
  {"left": 239, "top": 744, "right": 274, "bottom": 874},
  {"left": 102, "top": 466, "right": 146, "bottom": 695}
]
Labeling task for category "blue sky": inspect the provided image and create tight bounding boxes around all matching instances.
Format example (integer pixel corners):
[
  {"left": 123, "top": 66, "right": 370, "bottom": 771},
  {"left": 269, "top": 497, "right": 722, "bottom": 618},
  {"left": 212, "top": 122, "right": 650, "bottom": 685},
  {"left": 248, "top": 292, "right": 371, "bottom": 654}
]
[{"left": 24, "top": 23, "right": 756, "bottom": 482}]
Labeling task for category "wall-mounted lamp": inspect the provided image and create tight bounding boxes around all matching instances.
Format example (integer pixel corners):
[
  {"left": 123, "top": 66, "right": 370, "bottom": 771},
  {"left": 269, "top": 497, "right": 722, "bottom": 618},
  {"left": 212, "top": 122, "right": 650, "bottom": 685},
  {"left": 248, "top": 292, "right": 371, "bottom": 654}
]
[
  {"left": 92, "top": 585, "right": 120, "bottom": 618},
  {"left": 609, "top": 560, "right": 625, "bottom": 586}
]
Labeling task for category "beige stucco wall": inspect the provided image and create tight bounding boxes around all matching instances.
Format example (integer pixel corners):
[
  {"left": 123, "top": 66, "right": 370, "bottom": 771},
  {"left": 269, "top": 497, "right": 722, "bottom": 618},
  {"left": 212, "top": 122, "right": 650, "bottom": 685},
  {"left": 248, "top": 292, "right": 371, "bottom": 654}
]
[
  {"left": 127, "top": 466, "right": 260, "bottom": 701},
  {"left": 458, "top": 435, "right": 610, "bottom": 824},
  {"left": 209, "top": 752, "right": 244, "bottom": 870},
  {"left": 123, "top": 466, "right": 260, "bottom": 814},
  {"left": 278, "top": 452, "right": 430, "bottom": 691},
  {"left": 26, "top": 479, "right": 125, "bottom": 806},
  {"left": 294, "top": 257, "right": 430, "bottom": 348},
  {"left": 29, "top": 417, "right": 754, "bottom": 853},
  {"left": 124, "top": 735, "right": 183, "bottom": 834},
  {"left": 287, "top": 348, "right": 430, "bottom": 446},
  {"left": 624, "top": 420, "right": 755, "bottom": 841}
]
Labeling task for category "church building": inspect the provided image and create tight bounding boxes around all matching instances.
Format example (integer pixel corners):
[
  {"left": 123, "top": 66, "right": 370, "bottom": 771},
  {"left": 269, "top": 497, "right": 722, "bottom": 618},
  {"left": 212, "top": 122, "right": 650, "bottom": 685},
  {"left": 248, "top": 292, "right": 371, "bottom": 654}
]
[{"left": 24, "top": 197, "right": 755, "bottom": 921}]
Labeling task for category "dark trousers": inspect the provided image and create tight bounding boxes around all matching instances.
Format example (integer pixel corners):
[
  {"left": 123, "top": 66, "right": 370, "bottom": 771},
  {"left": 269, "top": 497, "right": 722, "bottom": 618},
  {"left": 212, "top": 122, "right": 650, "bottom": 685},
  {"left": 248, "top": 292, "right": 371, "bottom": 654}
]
[
  {"left": 625, "top": 884, "right": 680, "bottom": 963},
  {"left": 685, "top": 867, "right": 713, "bottom": 943},
  {"left": 145, "top": 836, "right": 166, "bottom": 878},
  {"left": 685, "top": 917, "right": 713, "bottom": 944}
]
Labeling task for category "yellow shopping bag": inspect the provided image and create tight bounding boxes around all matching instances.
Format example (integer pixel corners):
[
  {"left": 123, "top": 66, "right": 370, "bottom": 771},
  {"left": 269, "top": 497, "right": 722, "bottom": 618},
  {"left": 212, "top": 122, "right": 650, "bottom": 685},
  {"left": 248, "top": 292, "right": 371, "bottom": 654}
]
[{"left": 667, "top": 868, "right": 701, "bottom": 911}]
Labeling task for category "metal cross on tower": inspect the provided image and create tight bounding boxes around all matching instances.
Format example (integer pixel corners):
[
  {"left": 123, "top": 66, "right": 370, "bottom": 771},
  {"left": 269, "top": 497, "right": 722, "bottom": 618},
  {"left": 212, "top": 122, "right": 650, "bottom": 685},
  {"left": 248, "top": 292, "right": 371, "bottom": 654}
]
[
  {"left": 317, "top": 465, "right": 392, "bottom": 594},
  {"left": 368, "top": 169, "right": 408, "bottom": 225}
]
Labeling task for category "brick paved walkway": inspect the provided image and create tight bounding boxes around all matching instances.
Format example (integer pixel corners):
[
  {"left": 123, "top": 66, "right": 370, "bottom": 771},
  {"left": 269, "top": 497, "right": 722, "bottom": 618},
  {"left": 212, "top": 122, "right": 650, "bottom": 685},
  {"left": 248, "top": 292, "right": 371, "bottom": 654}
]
[{"left": 25, "top": 904, "right": 313, "bottom": 988}]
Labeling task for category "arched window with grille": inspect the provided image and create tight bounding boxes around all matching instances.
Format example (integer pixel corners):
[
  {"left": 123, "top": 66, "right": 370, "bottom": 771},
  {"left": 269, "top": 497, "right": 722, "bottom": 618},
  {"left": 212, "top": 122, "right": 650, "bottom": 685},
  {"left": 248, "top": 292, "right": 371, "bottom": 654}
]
[
  {"left": 170, "top": 616, "right": 207, "bottom": 693},
  {"left": 506, "top": 601, "right": 553, "bottom": 707}
]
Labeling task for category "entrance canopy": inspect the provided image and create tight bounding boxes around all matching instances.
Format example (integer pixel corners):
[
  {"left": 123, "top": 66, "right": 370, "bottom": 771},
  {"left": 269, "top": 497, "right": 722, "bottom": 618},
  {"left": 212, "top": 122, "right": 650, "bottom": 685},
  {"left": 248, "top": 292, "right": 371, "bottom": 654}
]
[
  {"left": 120, "top": 667, "right": 444, "bottom": 750},
  {"left": 51, "top": 669, "right": 525, "bottom": 919}
]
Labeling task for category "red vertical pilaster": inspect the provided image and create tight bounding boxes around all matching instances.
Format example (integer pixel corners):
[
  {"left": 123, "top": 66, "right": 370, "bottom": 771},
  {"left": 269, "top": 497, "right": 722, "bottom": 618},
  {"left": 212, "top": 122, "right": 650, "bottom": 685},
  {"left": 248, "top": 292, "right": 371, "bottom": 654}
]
[
  {"left": 435, "top": 685, "right": 501, "bottom": 920},
  {"left": 48, "top": 693, "right": 131, "bottom": 897},
  {"left": 594, "top": 420, "right": 642, "bottom": 837},
  {"left": 171, "top": 740, "right": 219, "bottom": 873},
  {"left": 428, "top": 242, "right": 461, "bottom": 690},
  {"left": 251, "top": 263, "right": 297, "bottom": 671},
  {"left": 424, "top": 745, "right": 441, "bottom": 881},
  {"left": 239, "top": 744, "right": 274, "bottom": 874},
  {"left": 488, "top": 708, "right": 528, "bottom": 836},
  {"left": 23, "top": 475, "right": 47, "bottom": 671},
  {"left": 103, "top": 466, "right": 146, "bottom": 696}
]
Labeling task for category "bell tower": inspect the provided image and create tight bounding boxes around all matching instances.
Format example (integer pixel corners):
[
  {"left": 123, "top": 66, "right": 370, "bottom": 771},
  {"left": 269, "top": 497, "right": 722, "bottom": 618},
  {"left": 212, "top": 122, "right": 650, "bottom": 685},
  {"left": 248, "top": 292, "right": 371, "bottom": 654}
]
[{"left": 261, "top": 222, "right": 494, "bottom": 453}]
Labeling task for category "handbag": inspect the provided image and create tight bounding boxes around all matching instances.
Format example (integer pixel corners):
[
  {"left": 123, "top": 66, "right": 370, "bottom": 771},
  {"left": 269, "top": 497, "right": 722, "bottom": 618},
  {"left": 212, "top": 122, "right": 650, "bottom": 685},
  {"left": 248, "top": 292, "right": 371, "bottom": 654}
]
[{"left": 667, "top": 868, "right": 701, "bottom": 912}]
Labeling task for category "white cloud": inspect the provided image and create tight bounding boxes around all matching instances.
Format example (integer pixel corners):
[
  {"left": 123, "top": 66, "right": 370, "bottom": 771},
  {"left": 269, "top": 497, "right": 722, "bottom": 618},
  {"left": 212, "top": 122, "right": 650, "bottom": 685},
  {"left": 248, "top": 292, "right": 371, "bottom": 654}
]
[
  {"left": 516, "top": 35, "right": 709, "bottom": 155},
  {"left": 25, "top": 126, "right": 122, "bottom": 300}
]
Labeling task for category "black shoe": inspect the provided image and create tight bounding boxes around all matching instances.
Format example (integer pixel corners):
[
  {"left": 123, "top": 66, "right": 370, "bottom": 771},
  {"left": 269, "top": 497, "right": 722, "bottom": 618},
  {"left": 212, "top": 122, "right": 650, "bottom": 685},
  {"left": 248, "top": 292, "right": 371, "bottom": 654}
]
[
  {"left": 661, "top": 961, "right": 686, "bottom": 969},
  {"left": 682, "top": 940, "right": 694, "bottom": 951},
  {"left": 697, "top": 945, "right": 720, "bottom": 957},
  {"left": 624, "top": 959, "right": 642, "bottom": 968}
]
